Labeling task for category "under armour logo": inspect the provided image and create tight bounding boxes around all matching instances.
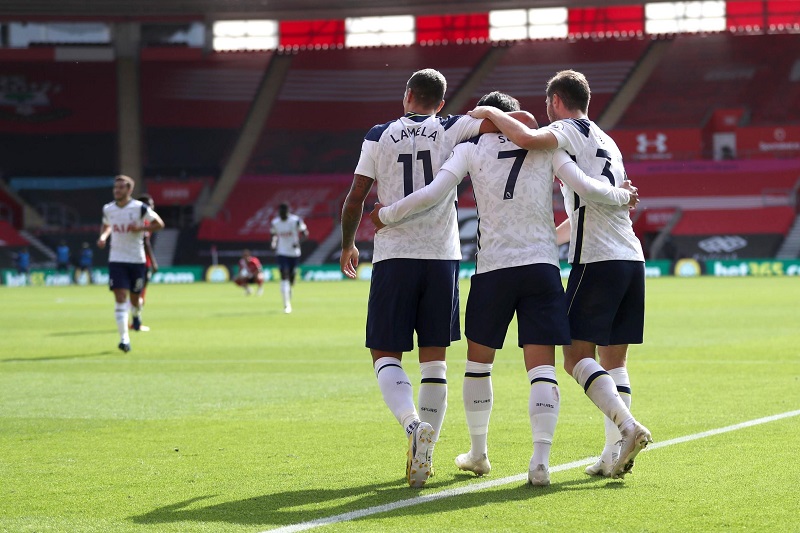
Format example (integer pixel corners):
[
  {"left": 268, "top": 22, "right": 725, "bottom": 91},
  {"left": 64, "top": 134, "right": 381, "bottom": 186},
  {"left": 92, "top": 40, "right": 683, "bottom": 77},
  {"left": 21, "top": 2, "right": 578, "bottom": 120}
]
[{"left": 636, "top": 133, "right": 667, "bottom": 154}]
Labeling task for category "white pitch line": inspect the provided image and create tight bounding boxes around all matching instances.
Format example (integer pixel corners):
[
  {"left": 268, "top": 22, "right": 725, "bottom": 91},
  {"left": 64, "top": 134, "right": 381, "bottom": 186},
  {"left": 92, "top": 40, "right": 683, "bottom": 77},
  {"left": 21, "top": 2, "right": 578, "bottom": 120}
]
[{"left": 262, "top": 409, "right": 800, "bottom": 533}]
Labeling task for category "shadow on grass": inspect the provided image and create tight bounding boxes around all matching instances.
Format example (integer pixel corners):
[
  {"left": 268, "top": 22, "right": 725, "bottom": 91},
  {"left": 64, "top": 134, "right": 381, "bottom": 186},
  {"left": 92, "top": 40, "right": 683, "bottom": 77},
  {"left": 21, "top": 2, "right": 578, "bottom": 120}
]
[
  {"left": 130, "top": 474, "right": 623, "bottom": 528},
  {"left": 2, "top": 351, "right": 115, "bottom": 362},
  {"left": 49, "top": 330, "right": 109, "bottom": 337}
]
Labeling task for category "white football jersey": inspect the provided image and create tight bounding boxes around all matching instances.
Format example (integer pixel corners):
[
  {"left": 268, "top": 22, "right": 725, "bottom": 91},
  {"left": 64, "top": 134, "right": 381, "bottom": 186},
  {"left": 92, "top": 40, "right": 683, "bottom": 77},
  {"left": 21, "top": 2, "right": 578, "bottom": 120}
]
[
  {"left": 355, "top": 113, "right": 482, "bottom": 262},
  {"left": 545, "top": 118, "right": 644, "bottom": 263},
  {"left": 441, "top": 134, "right": 559, "bottom": 273},
  {"left": 270, "top": 214, "right": 307, "bottom": 258},
  {"left": 102, "top": 199, "right": 157, "bottom": 264}
]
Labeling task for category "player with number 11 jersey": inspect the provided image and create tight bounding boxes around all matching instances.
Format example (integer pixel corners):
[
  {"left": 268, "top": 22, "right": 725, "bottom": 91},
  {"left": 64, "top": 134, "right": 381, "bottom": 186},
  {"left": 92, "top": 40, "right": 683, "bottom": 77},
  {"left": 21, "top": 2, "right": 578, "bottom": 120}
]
[{"left": 356, "top": 112, "right": 483, "bottom": 263}]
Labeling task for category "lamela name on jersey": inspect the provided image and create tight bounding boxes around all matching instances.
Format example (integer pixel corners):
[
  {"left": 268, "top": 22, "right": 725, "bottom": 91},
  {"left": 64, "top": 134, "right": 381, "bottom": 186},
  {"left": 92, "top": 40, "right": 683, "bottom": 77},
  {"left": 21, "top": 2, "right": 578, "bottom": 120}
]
[{"left": 389, "top": 126, "right": 440, "bottom": 143}]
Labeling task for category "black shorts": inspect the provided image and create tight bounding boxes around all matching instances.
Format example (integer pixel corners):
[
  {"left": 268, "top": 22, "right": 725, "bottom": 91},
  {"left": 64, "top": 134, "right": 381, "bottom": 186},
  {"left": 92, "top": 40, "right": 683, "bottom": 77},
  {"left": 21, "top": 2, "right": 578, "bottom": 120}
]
[
  {"left": 108, "top": 262, "right": 147, "bottom": 294},
  {"left": 277, "top": 255, "right": 299, "bottom": 272},
  {"left": 366, "top": 258, "right": 460, "bottom": 352},
  {"left": 565, "top": 260, "right": 645, "bottom": 346},
  {"left": 465, "top": 264, "right": 571, "bottom": 349}
]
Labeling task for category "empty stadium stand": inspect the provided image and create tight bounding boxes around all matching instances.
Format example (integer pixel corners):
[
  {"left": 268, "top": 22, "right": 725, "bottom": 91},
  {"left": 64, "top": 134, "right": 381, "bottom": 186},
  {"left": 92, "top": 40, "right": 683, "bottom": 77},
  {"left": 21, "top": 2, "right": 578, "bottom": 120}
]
[
  {"left": 618, "top": 32, "right": 800, "bottom": 130},
  {"left": 472, "top": 36, "right": 653, "bottom": 125},
  {"left": 141, "top": 51, "right": 273, "bottom": 177}
]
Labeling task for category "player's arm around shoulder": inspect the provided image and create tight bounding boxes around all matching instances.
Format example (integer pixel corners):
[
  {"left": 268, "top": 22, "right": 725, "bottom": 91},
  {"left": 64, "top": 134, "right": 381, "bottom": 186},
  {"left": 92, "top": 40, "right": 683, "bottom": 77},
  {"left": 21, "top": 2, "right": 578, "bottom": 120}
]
[{"left": 470, "top": 106, "right": 555, "bottom": 151}]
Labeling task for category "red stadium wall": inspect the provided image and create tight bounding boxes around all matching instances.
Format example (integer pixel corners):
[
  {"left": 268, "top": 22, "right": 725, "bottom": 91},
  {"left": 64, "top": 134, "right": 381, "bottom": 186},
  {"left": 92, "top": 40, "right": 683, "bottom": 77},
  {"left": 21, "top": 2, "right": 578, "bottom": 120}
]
[{"left": 197, "top": 174, "right": 351, "bottom": 243}]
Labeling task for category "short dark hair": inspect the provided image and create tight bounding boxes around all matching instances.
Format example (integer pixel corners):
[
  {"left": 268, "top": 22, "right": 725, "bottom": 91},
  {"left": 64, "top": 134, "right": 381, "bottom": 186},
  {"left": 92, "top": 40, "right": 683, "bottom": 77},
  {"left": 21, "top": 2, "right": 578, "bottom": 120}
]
[
  {"left": 477, "top": 91, "right": 520, "bottom": 113},
  {"left": 138, "top": 193, "right": 153, "bottom": 204},
  {"left": 115, "top": 174, "right": 135, "bottom": 190},
  {"left": 546, "top": 70, "right": 591, "bottom": 114},
  {"left": 406, "top": 69, "right": 447, "bottom": 109}
]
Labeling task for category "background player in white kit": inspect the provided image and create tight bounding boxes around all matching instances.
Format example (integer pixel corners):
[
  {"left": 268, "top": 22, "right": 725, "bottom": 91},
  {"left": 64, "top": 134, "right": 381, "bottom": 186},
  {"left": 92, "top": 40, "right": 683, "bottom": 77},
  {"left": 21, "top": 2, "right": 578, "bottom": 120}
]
[
  {"left": 97, "top": 175, "right": 164, "bottom": 352},
  {"left": 339, "top": 68, "right": 501, "bottom": 488},
  {"left": 270, "top": 202, "right": 308, "bottom": 313},
  {"left": 469, "top": 70, "right": 653, "bottom": 479},
  {"left": 372, "top": 91, "right": 636, "bottom": 485}
]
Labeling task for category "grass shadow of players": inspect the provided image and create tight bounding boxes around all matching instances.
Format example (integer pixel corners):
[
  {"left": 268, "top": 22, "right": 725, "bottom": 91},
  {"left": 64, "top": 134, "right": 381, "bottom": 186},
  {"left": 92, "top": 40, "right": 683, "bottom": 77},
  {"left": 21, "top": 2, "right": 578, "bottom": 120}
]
[
  {"left": 131, "top": 474, "right": 622, "bottom": 528},
  {"left": 131, "top": 476, "right": 464, "bottom": 528},
  {"left": 1, "top": 351, "right": 114, "bottom": 363}
]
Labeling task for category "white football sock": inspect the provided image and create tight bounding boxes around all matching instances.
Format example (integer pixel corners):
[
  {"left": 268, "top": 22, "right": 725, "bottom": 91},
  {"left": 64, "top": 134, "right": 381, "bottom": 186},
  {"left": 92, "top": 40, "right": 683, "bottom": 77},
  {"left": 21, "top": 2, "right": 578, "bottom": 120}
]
[
  {"left": 601, "top": 367, "right": 631, "bottom": 462},
  {"left": 418, "top": 361, "right": 447, "bottom": 444},
  {"left": 114, "top": 302, "right": 129, "bottom": 343},
  {"left": 463, "top": 360, "right": 493, "bottom": 458},
  {"left": 131, "top": 303, "right": 142, "bottom": 320},
  {"left": 374, "top": 357, "right": 419, "bottom": 435},
  {"left": 280, "top": 280, "right": 291, "bottom": 306},
  {"left": 528, "top": 365, "right": 560, "bottom": 468},
  {"left": 572, "top": 358, "right": 634, "bottom": 434}
]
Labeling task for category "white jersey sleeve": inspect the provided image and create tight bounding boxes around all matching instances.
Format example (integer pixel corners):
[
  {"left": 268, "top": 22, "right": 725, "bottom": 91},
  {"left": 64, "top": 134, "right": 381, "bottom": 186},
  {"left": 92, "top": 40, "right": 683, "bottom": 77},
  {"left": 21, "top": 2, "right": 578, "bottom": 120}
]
[
  {"left": 378, "top": 141, "right": 472, "bottom": 225},
  {"left": 378, "top": 169, "right": 462, "bottom": 225},
  {"left": 354, "top": 137, "right": 379, "bottom": 179},
  {"left": 552, "top": 150, "right": 630, "bottom": 206}
]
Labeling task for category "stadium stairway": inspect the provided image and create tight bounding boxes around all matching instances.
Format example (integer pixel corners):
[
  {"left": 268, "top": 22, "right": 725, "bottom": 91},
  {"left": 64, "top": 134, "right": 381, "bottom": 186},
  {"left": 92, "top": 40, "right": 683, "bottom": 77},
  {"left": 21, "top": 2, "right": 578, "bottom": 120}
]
[
  {"left": 18, "top": 230, "right": 56, "bottom": 263},
  {"left": 153, "top": 227, "right": 179, "bottom": 267},
  {"left": 304, "top": 223, "right": 341, "bottom": 266},
  {"left": 776, "top": 215, "right": 800, "bottom": 259}
]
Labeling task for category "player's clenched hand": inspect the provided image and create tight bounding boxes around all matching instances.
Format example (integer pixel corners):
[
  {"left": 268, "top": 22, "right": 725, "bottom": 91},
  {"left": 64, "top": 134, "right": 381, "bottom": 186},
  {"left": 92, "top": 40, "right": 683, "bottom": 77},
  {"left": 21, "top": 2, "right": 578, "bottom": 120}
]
[
  {"left": 621, "top": 181, "right": 639, "bottom": 209},
  {"left": 369, "top": 202, "right": 386, "bottom": 231},
  {"left": 340, "top": 245, "right": 359, "bottom": 279},
  {"left": 467, "top": 105, "right": 495, "bottom": 120}
]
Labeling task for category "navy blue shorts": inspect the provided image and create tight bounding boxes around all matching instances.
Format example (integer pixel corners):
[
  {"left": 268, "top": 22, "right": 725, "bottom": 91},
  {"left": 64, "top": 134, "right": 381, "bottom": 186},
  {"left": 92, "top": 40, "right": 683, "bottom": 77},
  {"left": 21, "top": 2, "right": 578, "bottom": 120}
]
[
  {"left": 466, "top": 264, "right": 571, "bottom": 349},
  {"left": 565, "top": 260, "right": 645, "bottom": 346},
  {"left": 108, "top": 262, "right": 147, "bottom": 294},
  {"left": 366, "top": 258, "right": 460, "bottom": 352},
  {"left": 277, "top": 255, "right": 298, "bottom": 273}
]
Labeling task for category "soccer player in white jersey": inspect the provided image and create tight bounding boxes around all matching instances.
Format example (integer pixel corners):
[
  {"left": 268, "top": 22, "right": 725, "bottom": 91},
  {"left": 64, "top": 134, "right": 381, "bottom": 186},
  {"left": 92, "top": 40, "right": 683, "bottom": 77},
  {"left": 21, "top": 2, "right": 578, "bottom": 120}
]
[
  {"left": 372, "top": 91, "right": 637, "bottom": 485},
  {"left": 469, "top": 70, "right": 653, "bottom": 480},
  {"left": 339, "top": 69, "right": 502, "bottom": 488},
  {"left": 97, "top": 175, "right": 164, "bottom": 353},
  {"left": 270, "top": 203, "right": 308, "bottom": 313}
]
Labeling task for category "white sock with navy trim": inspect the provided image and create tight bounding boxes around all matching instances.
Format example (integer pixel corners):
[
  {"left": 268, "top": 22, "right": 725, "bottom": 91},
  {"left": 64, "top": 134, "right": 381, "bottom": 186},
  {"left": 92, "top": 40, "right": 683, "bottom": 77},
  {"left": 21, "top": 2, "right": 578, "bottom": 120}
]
[
  {"left": 374, "top": 357, "right": 419, "bottom": 435},
  {"left": 601, "top": 366, "right": 632, "bottom": 462},
  {"left": 463, "top": 360, "right": 493, "bottom": 458},
  {"left": 528, "top": 365, "right": 559, "bottom": 468},
  {"left": 572, "top": 358, "right": 634, "bottom": 433},
  {"left": 418, "top": 361, "right": 447, "bottom": 443}
]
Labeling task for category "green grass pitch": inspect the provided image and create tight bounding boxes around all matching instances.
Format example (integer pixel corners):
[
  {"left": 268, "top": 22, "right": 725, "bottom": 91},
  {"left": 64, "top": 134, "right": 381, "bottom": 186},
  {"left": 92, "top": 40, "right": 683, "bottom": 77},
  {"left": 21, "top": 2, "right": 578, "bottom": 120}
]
[{"left": 1, "top": 276, "right": 798, "bottom": 532}]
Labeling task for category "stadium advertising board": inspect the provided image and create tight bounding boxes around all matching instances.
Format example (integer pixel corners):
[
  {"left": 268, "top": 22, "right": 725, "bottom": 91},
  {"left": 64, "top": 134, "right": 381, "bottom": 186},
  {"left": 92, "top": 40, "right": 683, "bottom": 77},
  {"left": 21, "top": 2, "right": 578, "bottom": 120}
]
[
  {"left": 707, "top": 259, "right": 800, "bottom": 277},
  {"left": 670, "top": 234, "right": 785, "bottom": 261},
  {"left": 146, "top": 179, "right": 209, "bottom": 206},
  {"left": 2, "top": 266, "right": 204, "bottom": 286},
  {"left": 611, "top": 128, "right": 702, "bottom": 161},
  {"left": 737, "top": 126, "right": 800, "bottom": 159}
]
